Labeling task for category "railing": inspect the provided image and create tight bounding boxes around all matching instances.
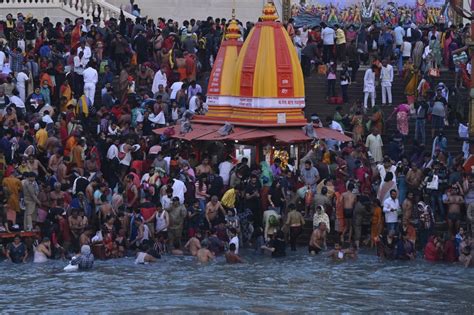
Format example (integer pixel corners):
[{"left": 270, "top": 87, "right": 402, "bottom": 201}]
[{"left": 0, "top": 0, "right": 136, "bottom": 21}]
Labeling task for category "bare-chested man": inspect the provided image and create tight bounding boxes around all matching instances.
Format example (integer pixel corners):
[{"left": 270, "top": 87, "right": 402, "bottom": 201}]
[
  {"left": 309, "top": 222, "right": 327, "bottom": 255},
  {"left": 196, "top": 243, "right": 215, "bottom": 263},
  {"left": 225, "top": 243, "right": 243, "bottom": 264},
  {"left": 69, "top": 208, "right": 85, "bottom": 244},
  {"left": 444, "top": 184, "right": 464, "bottom": 237},
  {"left": 185, "top": 232, "right": 202, "bottom": 256},
  {"left": 195, "top": 156, "right": 213, "bottom": 177},
  {"left": 406, "top": 163, "right": 423, "bottom": 199},
  {"left": 341, "top": 183, "right": 356, "bottom": 244},
  {"left": 402, "top": 191, "right": 414, "bottom": 223},
  {"left": 205, "top": 196, "right": 226, "bottom": 228},
  {"left": 99, "top": 195, "right": 114, "bottom": 223}
]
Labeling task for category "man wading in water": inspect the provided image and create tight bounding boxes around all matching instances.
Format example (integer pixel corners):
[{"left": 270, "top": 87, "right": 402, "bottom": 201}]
[
  {"left": 196, "top": 242, "right": 215, "bottom": 263},
  {"left": 341, "top": 183, "right": 356, "bottom": 244},
  {"left": 309, "top": 222, "right": 327, "bottom": 255}
]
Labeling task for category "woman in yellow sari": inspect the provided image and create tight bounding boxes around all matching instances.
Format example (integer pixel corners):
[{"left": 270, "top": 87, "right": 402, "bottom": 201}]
[
  {"left": 403, "top": 58, "right": 420, "bottom": 106},
  {"left": 2, "top": 168, "right": 22, "bottom": 220}
]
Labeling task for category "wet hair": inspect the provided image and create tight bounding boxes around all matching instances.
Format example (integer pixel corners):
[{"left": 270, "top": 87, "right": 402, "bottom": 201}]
[{"left": 229, "top": 243, "right": 236, "bottom": 251}]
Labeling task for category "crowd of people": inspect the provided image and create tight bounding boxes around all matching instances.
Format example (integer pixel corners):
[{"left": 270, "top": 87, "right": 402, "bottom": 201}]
[
  {"left": 296, "top": 20, "right": 471, "bottom": 115},
  {"left": 0, "top": 10, "right": 472, "bottom": 269}
]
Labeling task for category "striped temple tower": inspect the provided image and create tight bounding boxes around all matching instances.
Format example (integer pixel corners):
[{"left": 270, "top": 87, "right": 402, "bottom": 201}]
[
  {"left": 203, "top": 15, "right": 243, "bottom": 120},
  {"left": 229, "top": 2, "right": 306, "bottom": 126},
  {"left": 196, "top": 2, "right": 306, "bottom": 127}
]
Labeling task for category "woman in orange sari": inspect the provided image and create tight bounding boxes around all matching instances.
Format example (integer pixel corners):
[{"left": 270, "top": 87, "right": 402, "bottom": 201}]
[
  {"left": 351, "top": 109, "right": 364, "bottom": 143},
  {"left": 71, "top": 19, "right": 82, "bottom": 49},
  {"left": 403, "top": 58, "right": 419, "bottom": 106}
]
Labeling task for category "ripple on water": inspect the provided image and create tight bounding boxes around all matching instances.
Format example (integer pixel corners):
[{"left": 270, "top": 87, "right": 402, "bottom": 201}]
[{"left": 0, "top": 249, "right": 473, "bottom": 313}]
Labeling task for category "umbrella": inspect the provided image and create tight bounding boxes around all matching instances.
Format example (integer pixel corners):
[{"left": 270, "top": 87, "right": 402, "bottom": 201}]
[{"left": 313, "top": 127, "right": 351, "bottom": 142}]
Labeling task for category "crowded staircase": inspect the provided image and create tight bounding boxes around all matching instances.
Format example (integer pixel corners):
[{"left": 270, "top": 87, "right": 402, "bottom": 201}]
[
  {"left": 300, "top": 68, "right": 469, "bottom": 244},
  {"left": 304, "top": 68, "right": 467, "bottom": 155}
]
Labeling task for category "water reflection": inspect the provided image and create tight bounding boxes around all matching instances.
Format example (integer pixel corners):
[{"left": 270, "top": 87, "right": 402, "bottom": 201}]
[{"left": 1, "top": 249, "right": 473, "bottom": 313}]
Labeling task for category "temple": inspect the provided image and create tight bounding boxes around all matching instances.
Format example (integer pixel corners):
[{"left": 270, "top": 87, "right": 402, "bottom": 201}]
[{"left": 195, "top": 2, "right": 307, "bottom": 127}]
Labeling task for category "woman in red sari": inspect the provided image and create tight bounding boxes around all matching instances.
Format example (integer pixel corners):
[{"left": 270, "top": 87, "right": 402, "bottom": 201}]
[{"left": 71, "top": 19, "right": 83, "bottom": 49}]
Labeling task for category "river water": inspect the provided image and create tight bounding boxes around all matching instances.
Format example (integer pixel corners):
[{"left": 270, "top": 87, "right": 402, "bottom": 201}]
[{"left": 1, "top": 249, "right": 473, "bottom": 313}]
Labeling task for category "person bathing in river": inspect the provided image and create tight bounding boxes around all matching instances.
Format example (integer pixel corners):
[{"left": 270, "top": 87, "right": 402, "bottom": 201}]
[
  {"left": 135, "top": 244, "right": 157, "bottom": 264},
  {"left": 196, "top": 242, "right": 215, "bottom": 263},
  {"left": 309, "top": 222, "right": 327, "bottom": 255},
  {"left": 185, "top": 231, "right": 202, "bottom": 256},
  {"left": 327, "top": 243, "right": 357, "bottom": 261},
  {"left": 225, "top": 243, "right": 243, "bottom": 264},
  {"left": 71, "top": 245, "right": 94, "bottom": 270},
  {"left": 261, "top": 230, "right": 286, "bottom": 258}
]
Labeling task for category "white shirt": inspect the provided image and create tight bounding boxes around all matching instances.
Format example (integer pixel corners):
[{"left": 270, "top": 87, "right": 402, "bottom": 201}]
[
  {"left": 381, "top": 65, "right": 394, "bottom": 86},
  {"left": 383, "top": 197, "right": 399, "bottom": 223},
  {"left": 73, "top": 56, "right": 84, "bottom": 75},
  {"left": 219, "top": 161, "right": 233, "bottom": 185},
  {"left": 189, "top": 95, "right": 199, "bottom": 113},
  {"left": 377, "top": 164, "right": 397, "bottom": 184},
  {"left": 402, "top": 41, "right": 412, "bottom": 57},
  {"left": 329, "top": 121, "right": 344, "bottom": 133},
  {"left": 15, "top": 71, "right": 29, "bottom": 88},
  {"left": 0, "top": 51, "right": 5, "bottom": 68},
  {"left": 229, "top": 235, "right": 239, "bottom": 255},
  {"left": 42, "top": 114, "right": 54, "bottom": 124},
  {"left": 106, "top": 144, "right": 119, "bottom": 160},
  {"left": 363, "top": 69, "right": 375, "bottom": 93},
  {"left": 321, "top": 27, "right": 335, "bottom": 45},
  {"left": 10, "top": 95, "right": 25, "bottom": 108},
  {"left": 151, "top": 70, "right": 167, "bottom": 95},
  {"left": 172, "top": 179, "right": 187, "bottom": 204},
  {"left": 394, "top": 26, "right": 405, "bottom": 46},
  {"left": 83, "top": 67, "right": 98, "bottom": 84},
  {"left": 77, "top": 46, "right": 92, "bottom": 64},
  {"left": 148, "top": 111, "right": 166, "bottom": 125},
  {"left": 170, "top": 81, "right": 183, "bottom": 99}
]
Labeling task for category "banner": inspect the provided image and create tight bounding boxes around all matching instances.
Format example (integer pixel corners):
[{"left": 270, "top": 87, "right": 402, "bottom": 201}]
[{"left": 291, "top": 0, "right": 452, "bottom": 27}]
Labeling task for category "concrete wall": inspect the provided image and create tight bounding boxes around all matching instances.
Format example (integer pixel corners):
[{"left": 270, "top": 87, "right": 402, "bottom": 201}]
[
  {"left": 107, "top": 0, "right": 281, "bottom": 23},
  {"left": 0, "top": 7, "right": 75, "bottom": 24}
]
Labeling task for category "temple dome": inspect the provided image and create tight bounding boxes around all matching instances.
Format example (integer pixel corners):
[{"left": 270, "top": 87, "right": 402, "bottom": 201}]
[
  {"left": 204, "top": 18, "right": 243, "bottom": 119},
  {"left": 230, "top": 2, "right": 306, "bottom": 126}
]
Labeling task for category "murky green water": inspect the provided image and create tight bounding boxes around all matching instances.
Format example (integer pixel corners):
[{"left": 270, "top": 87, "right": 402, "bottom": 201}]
[{"left": 1, "top": 249, "right": 473, "bottom": 313}]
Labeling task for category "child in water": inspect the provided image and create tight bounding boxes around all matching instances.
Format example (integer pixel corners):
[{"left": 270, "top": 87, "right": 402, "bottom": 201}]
[{"left": 327, "top": 243, "right": 357, "bottom": 261}]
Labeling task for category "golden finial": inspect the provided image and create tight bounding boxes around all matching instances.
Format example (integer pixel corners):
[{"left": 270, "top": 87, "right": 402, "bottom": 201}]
[
  {"left": 225, "top": 19, "right": 240, "bottom": 40},
  {"left": 260, "top": 2, "right": 278, "bottom": 21},
  {"left": 225, "top": 0, "right": 240, "bottom": 40}
]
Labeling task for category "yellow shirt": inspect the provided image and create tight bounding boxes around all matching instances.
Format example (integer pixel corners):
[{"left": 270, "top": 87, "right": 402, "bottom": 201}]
[
  {"left": 336, "top": 28, "right": 346, "bottom": 45},
  {"left": 35, "top": 128, "right": 48, "bottom": 149},
  {"left": 221, "top": 188, "right": 237, "bottom": 208}
]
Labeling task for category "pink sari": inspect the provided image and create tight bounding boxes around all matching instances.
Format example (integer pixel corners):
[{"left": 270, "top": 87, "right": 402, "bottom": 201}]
[{"left": 397, "top": 111, "right": 409, "bottom": 136}]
